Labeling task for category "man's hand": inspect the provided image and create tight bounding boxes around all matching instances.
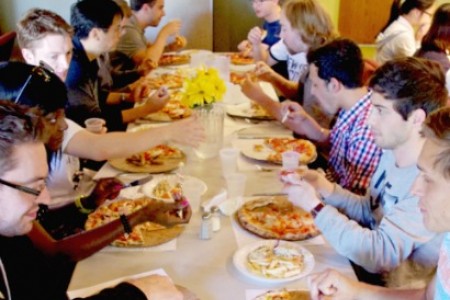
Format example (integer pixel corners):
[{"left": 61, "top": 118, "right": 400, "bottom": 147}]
[
  {"left": 143, "top": 200, "right": 192, "bottom": 227},
  {"left": 160, "top": 19, "right": 182, "bottom": 39},
  {"left": 240, "top": 73, "right": 265, "bottom": 103},
  {"left": 299, "top": 169, "right": 334, "bottom": 198},
  {"left": 88, "top": 178, "right": 123, "bottom": 208},
  {"left": 142, "top": 86, "right": 170, "bottom": 113},
  {"left": 237, "top": 40, "right": 251, "bottom": 52},
  {"left": 309, "top": 269, "right": 363, "bottom": 300},
  {"left": 247, "top": 26, "right": 263, "bottom": 46},
  {"left": 127, "top": 275, "right": 183, "bottom": 300},
  {"left": 162, "top": 116, "right": 205, "bottom": 147},
  {"left": 282, "top": 176, "right": 322, "bottom": 212},
  {"left": 254, "top": 61, "right": 276, "bottom": 82}
]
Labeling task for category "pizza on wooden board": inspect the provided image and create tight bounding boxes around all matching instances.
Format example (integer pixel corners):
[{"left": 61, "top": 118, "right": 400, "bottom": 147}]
[
  {"left": 125, "top": 145, "right": 183, "bottom": 167},
  {"left": 145, "top": 99, "right": 192, "bottom": 122},
  {"left": 85, "top": 198, "right": 167, "bottom": 247},
  {"left": 236, "top": 197, "right": 319, "bottom": 241},
  {"left": 253, "top": 289, "right": 311, "bottom": 300}
]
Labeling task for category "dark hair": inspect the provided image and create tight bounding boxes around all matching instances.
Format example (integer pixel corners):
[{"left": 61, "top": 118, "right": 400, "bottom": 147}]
[
  {"left": 418, "top": 3, "right": 450, "bottom": 54},
  {"left": 307, "top": 38, "right": 364, "bottom": 88},
  {"left": 369, "top": 57, "right": 447, "bottom": 120},
  {"left": 71, "top": 0, "right": 123, "bottom": 39},
  {"left": 379, "top": 0, "right": 435, "bottom": 34},
  {"left": 422, "top": 107, "right": 450, "bottom": 179},
  {"left": 129, "top": 0, "right": 156, "bottom": 11},
  {"left": 0, "top": 100, "right": 41, "bottom": 176},
  {"left": 0, "top": 61, "right": 67, "bottom": 115}
]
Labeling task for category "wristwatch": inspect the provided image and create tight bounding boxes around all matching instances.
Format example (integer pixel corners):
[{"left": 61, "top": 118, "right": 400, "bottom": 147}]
[{"left": 311, "top": 202, "right": 325, "bottom": 218}]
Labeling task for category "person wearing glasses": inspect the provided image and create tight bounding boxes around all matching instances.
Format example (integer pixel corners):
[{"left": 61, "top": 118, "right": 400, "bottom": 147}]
[
  {"left": 0, "top": 101, "right": 185, "bottom": 299},
  {"left": 307, "top": 107, "right": 450, "bottom": 300},
  {"left": 115, "top": 0, "right": 187, "bottom": 70},
  {"left": 237, "top": 0, "right": 281, "bottom": 61},
  {"left": 375, "top": 0, "right": 436, "bottom": 65}
]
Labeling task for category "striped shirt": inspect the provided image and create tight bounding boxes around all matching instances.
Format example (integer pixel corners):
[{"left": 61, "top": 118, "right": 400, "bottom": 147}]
[{"left": 327, "top": 90, "right": 381, "bottom": 195}]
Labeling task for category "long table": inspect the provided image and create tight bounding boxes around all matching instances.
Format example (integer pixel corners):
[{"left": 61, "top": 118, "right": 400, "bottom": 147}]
[{"left": 68, "top": 63, "right": 356, "bottom": 299}]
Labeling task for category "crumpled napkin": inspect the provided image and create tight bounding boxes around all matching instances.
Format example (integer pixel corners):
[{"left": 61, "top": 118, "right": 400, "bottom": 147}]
[{"left": 201, "top": 189, "right": 227, "bottom": 212}]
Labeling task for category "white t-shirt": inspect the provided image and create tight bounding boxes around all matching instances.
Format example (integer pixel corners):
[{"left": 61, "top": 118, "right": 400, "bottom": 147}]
[
  {"left": 46, "top": 119, "right": 86, "bottom": 207},
  {"left": 376, "top": 16, "right": 417, "bottom": 65},
  {"left": 269, "top": 40, "right": 308, "bottom": 82}
]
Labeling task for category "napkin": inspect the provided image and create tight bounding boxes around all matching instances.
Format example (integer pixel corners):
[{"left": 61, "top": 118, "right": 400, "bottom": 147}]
[
  {"left": 201, "top": 188, "right": 227, "bottom": 212},
  {"left": 68, "top": 268, "right": 167, "bottom": 299}
]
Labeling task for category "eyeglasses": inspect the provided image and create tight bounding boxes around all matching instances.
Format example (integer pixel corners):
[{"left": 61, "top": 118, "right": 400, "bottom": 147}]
[
  {"left": 0, "top": 178, "right": 45, "bottom": 197},
  {"left": 14, "top": 62, "right": 53, "bottom": 105}
]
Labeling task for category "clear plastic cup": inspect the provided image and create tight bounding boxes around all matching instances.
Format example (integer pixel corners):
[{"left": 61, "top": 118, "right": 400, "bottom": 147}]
[
  {"left": 219, "top": 148, "right": 239, "bottom": 178},
  {"left": 84, "top": 118, "right": 105, "bottom": 133},
  {"left": 282, "top": 150, "right": 300, "bottom": 170},
  {"left": 225, "top": 173, "right": 247, "bottom": 208},
  {"left": 182, "top": 181, "right": 204, "bottom": 213}
]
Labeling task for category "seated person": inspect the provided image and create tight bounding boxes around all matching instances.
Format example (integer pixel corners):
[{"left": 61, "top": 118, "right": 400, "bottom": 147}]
[
  {"left": 415, "top": 3, "right": 450, "bottom": 93},
  {"left": 115, "top": 0, "right": 187, "bottom": 70},
  {"left": 307, "top": 107, "right": 450, "bottom": 300},
  {"left": 0, "top": 61, "right": 203, "bottom": 208},
  {"left": 241, "top": 0, "right": 337, "bottom": 128},
  {"left": 279, "top": 38, "right": 382, "bottom": 194},
  {"left": 66, "top": 0, "right": 168, "bottom": 130},
  {"left": 282, "top": 57, "right": 447, "bottom": 286},
  {"left": 375, "top": 0, "right": 435, "bottom": 64},
  {"left": 0, "top": 101, "right": 187, "bottom": 299},
  {"left": 237, "top": 0, "right": 281, "bottom": 61}
]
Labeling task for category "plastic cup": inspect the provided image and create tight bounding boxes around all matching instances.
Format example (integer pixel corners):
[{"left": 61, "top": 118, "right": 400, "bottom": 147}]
[
  {"left": 84, "top": 118, "right": 105, "bottom": 133},
  {"left": 225, "top": 173, "right": 247, "bottom": 208},
  {"left": 212, "top": 55, "right": 230, "bottom": 82},
  {"left": 182, "top": 180, "right": 204, "bottom": 213},
  {"left": 219, "top": 148, "right": 239, "bottom": 178},
  {"left": 282, "top": 150, "right": 300, "bottom": 170},
  {"left": 190, "top": 52, "right": 214, "bottom": 68}
]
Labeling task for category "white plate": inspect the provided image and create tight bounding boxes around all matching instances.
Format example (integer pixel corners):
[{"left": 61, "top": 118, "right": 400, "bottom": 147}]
[
  {"left": 238, "top": 139, "right": 276, "bottom": 162},
  {"left": 142, "top": 174, "right": 207, "bottom": 201},
  {"left": 227, "top": 103, "right": 274, "bottom": 120},
  {"left": 233, "top": 240, "right": 315, "bottom": 284}
]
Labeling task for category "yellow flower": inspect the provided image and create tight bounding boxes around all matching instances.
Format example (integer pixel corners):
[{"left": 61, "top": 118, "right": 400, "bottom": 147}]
[{"left": 181, "top": 67, "right": 227, "bottom": 108}]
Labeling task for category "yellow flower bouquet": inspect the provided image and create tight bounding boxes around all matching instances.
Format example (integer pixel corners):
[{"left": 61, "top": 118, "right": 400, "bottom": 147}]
[{"left": 181, "top": 67, "right": 227, "bottom": 108}]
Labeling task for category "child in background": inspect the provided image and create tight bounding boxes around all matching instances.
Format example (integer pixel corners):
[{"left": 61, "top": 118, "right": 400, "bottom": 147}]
[{"left": 237, "top": 0, "right": 282, "bottom": 61}]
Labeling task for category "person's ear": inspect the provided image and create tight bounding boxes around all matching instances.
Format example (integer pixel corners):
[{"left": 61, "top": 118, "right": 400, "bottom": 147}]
[
  {"left": 89, "top": 28, "right": 102, "bottom": 41},
  {"left": 21, "top": 48, "right": 35, "bottom": 65},
  {"left": 327, "top": 77, "right": 340, "bottom": 93},
  {"left": 410, "top": 108, "right": 426, "bottom": 126}
]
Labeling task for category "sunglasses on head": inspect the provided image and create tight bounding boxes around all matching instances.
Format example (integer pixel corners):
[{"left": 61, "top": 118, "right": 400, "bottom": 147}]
[{"left": 14, "top": 61, "right": 55, "bottom": 105}]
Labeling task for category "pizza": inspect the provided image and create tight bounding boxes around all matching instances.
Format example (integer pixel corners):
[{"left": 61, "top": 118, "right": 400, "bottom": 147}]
[
  {"left": 230, "top": 71, "right": 257, "bottom": 85},
  {"left": 247, "top": 244, "right": 305, "bottom": 279},
  {"left": 126, "top": 144, "right": 183, "bottom": 167},
  {"left": 227, "top": 53, "right": 255, "bottom": 65},
  {"left": 145, "top": 73, "right": 185, "bottom": 90},
  {"left": 236, "top": 197, "right": 319, "bottom": 241},
  {"left": 254, "top": 289, "right": 311, "bottom": 300},
  {"left": 85, "top": 198, "right": 166, "bottom": 247},
  {"left": 158, "top": 54, "right": 190, "bottom": 66},
  {"left": 259, "top": 138, "right": 316, "bottom": 164},
  {"left": 145, "top": 98, "right": 192, "bottom": 122},
  {"left": 152, "top": 179, "right": 182, "bottom": 201}
]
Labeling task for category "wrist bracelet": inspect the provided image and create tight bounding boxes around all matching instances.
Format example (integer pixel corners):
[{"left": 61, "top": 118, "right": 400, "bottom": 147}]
[
  {"left": 120, "top": 214, "right": 133, "bottom": 235},
  {"left": 75, "top": 195, "right": 94, "bottom": 214},
  {"left": 311, "top": 202, "right": 325, "bottom": 218}
]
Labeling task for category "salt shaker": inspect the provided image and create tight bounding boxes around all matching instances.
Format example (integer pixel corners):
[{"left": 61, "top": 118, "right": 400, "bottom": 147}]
[
  {"left": 211, "top": 205, "right": 221, "bottom": 232},
  {"left": 199, "top": 211, "right": 212, "bottom": 240}
]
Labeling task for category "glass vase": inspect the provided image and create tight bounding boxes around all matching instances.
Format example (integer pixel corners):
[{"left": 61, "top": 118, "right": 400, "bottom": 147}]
[{"left": 193, "top": 103, "right": 225, "bottom": 159}]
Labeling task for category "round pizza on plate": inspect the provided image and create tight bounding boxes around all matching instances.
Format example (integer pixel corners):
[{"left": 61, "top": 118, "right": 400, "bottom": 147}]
[
  {"left": 242, "top": 138, "right": 316, "bottom": 165},
  {"left": 144, "top": 99, "right": 192, "bottom": 122},
  {"left": 158, "top": 54, "right": 190, "bottom": 66},
  {"left": 253, "top": 289, "right": 311, "bottom": 300},
  {"left": 236, "top": 196, "right": 319, "bottom": 241},
  {"left": 227, "top": 53, "right": 255, "bottom": 65},
  {"left": 85, "top": 198, "right": 183, "bottom": 247}
]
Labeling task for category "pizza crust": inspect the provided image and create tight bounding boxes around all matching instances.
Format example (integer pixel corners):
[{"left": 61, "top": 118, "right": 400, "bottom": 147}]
[{"left": 236, "top": 197, "right": 320, "bottom": 241}]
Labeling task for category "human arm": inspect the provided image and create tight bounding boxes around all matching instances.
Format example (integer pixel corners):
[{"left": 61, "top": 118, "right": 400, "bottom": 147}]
[
  {"left": 254, "top": 61, "right": 299, "bottom": 99},
  {"left": 280, "top": 101, "right": 330, "bottom": 143},
  {"left": 65, "top": 116, "right": 204, "bottom": 161},
  {"left": 29, "top": 197, "right": 192, "bottom": 262},
  {"left": 126, "top": 275, "right": 183, "bottom": 300},
  {"left": 121, "top": 86, "right": 169, "bottom": 123},
  {"left": 308, "top": 269, "right": 426, "bottom": 300}
]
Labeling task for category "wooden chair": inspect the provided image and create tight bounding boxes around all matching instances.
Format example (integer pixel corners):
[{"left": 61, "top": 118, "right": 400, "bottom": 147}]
[{"left": 0, "top": 31, "right": 16, "bottom": 61}]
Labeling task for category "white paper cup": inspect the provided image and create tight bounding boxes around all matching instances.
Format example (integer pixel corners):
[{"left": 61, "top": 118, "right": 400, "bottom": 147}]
[
  {"left": 225, "top": 173, "right": 247, "bottom": 208},
  {"left": 282, "top": 150, "right": 300, "bottom": 170},
  {"left": 84, "top": 118, "right": 105, "bottom": 133},
  {"left": 219, "top": 148, "right": 239, "bottom": 178},
  {"left": 212, "top": 55, "right": 230, "bottom": 82},
  {"left": 182, "top": 181, "right": 204, "bottom": 213}
]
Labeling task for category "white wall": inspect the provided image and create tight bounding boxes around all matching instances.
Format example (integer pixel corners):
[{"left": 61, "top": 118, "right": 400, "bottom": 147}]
[{"left": 0, "top": 0, "right": 213, "bottom": 50}]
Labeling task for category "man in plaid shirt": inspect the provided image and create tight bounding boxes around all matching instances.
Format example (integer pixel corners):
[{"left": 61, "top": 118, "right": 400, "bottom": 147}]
[{"left": 281, "top": 38, "right": 381, "bottom": 195}]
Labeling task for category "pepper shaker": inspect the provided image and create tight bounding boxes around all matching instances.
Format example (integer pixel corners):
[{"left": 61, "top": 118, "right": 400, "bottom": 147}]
[
  {"left": 199, "top": 211, "right": 212, "bottom": 240},
  {"left": 211, "top": 205, "right": 221, "bottom": 232}
]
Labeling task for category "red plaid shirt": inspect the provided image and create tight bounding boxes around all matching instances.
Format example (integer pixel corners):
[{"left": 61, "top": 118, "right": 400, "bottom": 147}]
[{"left": 327, "top": 91, "right": 381, "bottom": 195}]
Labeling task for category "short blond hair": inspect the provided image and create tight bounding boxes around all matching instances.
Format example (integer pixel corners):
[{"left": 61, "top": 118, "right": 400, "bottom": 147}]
[
  {"left": 17, "top": 8, "right": 72, "bottom": 49},
  {"left": 283, "top": 0, "right": 337, "bottom": 49},
  {"left": 422, "top": 107, "right": 450, "bottom": 179}
]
